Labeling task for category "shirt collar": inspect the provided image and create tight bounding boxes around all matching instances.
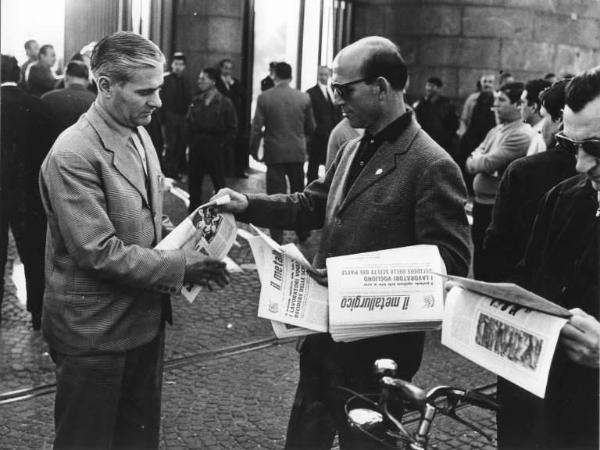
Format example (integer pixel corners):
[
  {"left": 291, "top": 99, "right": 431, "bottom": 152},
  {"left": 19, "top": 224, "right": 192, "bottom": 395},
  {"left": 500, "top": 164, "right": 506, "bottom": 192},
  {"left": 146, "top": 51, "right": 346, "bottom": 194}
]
[
  {"left": 1, "top": 82, "right": 17, "bottom": 87},
  {"left": 92, "top": 101, "right": 137, "bottom": 146},
  {"left": 366, "top": 110, "right": 413, "bottom": 144}
]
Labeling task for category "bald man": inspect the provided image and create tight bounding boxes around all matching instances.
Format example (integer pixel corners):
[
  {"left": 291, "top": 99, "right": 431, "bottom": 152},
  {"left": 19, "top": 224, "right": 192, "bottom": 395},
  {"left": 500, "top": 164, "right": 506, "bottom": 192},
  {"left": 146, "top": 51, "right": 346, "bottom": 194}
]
[{"left": 214, "top": 37, "right": 470, "bottom": 449}]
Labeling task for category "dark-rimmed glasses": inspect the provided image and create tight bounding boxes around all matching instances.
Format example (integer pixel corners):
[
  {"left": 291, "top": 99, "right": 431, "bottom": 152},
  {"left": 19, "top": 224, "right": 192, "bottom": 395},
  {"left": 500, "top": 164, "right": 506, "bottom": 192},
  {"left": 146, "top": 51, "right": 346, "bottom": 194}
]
[
  {"left": 330, "top": 77, "right": 372, "bottom": 99},
  {"left": 555, "top": 132, "right": 600, "bottom": 157}
]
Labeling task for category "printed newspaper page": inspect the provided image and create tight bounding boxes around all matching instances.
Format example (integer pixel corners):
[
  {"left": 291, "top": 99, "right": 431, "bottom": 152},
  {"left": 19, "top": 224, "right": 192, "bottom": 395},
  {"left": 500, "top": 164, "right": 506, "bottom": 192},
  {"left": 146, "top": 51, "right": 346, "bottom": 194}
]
[
  {"left": 326, "top": 245, "right": 446, "bottom": 342},
  {"left": 442, "top": 287, "right": 568, "bottom": 398},
  {"left": 155, "top": 206, "right": 238, "bottom": 302},
  {"left": 243, "top": 226, "right": 328, "bottom": 333}
]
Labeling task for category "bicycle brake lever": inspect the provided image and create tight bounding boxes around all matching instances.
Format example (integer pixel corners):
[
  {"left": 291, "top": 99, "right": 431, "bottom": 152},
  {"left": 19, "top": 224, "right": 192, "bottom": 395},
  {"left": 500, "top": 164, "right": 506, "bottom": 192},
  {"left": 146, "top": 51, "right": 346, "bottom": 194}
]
[{"left": 443, "top": 410, "right": 495, "bottom": 442}]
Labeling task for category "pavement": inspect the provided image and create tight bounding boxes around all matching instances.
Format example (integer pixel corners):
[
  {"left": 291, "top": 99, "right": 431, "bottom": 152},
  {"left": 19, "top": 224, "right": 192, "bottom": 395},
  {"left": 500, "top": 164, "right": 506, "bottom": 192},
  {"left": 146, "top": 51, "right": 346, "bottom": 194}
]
[{"left": 0, "top": 162, "right": 497, "bottom": 449}]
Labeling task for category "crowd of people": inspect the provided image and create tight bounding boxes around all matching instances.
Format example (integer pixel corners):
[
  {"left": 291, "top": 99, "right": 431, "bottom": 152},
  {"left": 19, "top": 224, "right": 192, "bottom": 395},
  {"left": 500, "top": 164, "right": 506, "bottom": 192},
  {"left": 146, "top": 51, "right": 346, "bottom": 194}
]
[{"left": 0, "top": 29, "right": 598, "bottom": 450}]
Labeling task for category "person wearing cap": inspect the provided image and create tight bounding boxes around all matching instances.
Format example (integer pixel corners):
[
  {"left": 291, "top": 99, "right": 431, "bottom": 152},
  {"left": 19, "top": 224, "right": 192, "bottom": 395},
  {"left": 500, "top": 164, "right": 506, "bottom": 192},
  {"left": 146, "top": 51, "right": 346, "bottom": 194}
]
[
  {"left": 41, "top": 61, "right": 97, "bottom": 137},
  {"left": 413, "top": 76, "right": 459, "bottom": 155},
  {"left": 495, "top": 67, "right": 599, "bottom": 450},
  {"left": 466, "top": 81, "right": 533, "bottom": 280},
  {"left": 160, "top": 52, "right": 190, "bottom": 179}
]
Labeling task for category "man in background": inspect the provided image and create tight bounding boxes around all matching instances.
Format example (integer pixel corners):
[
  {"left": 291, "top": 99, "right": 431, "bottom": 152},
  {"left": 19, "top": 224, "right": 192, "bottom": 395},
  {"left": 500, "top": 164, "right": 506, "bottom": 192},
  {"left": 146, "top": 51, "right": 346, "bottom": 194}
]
[
  {"left": 41, "top": 61, "right": 96, "bottom": 137},
  {"left": 20, "top": 39, "right": 39, "bottom": 88},
  {"left": 0, "top": 54, "right": 53, "bottom": 329},
  {"left": 187, "top": 68, "right": 237, "bottom": 211},
  {"left": 413, "top": 76, "right": 459, "bottom": 155},
  {"left": 216, "top": 58, "right": 248, "bottom": 177},
  {"left": 306, "top": 65, "right": 342, "bottom": 183},
  {"left": 261, "top": 61, "right": 276, "bottom": 92},
  {"left": 160, "top": 52, "right": 190, "bottom": 179},
  {"left": 26, "top": 44, "right": 57, "bottom": 97},
  {"left": 520, "top": 78, "right": 552, "bottom": 155},
  {"left": 249, "top": 61, "right": 314, "bottom": 244},
  {"left": 466, "top": 82, "right": 533, "bottom": 280}
]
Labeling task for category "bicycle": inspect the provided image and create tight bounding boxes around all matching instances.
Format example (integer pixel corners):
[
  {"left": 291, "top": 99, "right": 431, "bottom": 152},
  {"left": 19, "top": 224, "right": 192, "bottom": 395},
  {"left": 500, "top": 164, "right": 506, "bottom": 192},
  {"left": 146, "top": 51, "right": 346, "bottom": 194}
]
[{"left": 342, "top": 359, "right": 499, "bottom": 449}]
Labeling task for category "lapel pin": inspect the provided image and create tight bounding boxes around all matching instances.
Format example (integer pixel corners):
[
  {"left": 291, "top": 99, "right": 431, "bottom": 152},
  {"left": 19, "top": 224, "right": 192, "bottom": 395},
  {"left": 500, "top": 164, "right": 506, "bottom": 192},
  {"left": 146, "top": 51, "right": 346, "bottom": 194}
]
[{"left": 375, "top": 168, "right": 383, "bottom": 175}]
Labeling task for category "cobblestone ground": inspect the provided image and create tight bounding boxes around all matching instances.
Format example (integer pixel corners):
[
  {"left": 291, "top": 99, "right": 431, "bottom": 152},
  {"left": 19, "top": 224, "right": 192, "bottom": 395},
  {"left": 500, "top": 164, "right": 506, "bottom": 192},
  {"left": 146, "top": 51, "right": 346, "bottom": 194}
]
[{"left": 0, "top": 168, "right": 497, "bottom": 449}]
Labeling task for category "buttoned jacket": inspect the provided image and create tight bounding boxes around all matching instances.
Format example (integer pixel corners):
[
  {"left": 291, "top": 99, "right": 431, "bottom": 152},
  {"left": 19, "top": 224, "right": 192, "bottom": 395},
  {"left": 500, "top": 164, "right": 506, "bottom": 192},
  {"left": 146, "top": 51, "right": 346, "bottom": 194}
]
[{"left": 39, "top": 102, "right": 186, "bottom": 355}]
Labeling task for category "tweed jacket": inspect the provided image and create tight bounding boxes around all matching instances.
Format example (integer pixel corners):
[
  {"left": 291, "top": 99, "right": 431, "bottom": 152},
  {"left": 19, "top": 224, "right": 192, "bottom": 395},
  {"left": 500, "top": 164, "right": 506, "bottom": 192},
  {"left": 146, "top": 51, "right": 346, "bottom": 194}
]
[
  {"left": 39, "top": 102, "right": 186, "bottom": 355},
  {"left": 250, "top": 83, "right": 316, "bottom": 165},
  {"left": 241, "top": 116, "right": 471, "bottom": 275}
]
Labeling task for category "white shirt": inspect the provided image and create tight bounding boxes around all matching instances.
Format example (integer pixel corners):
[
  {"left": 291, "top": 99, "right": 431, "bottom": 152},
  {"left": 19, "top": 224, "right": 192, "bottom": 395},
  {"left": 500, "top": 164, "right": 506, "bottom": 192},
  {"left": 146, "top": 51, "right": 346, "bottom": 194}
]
[{"left": 526, "top": 118, "right": 547, "bottom": 156}]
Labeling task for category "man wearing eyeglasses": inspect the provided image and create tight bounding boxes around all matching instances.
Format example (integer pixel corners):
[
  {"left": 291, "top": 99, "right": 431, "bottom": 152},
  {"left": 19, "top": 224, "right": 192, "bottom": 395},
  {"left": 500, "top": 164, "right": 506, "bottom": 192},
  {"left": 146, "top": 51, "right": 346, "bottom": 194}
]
[
  {"left": 213, "top": 36, "right": 470, "bottom": 449},
  {"left": 496, "top": 68, "right": 599, "bottom": 450}
]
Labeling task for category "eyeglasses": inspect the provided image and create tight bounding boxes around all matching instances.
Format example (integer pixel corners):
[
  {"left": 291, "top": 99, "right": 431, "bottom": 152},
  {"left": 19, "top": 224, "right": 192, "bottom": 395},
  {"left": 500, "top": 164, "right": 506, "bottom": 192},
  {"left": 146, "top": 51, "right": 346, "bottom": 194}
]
[
  {"left": 330, "top": 77, "right": 372, "bottom": 99},
  {"left": 555, "top": 132, "right": 600, "bottom": 157}
]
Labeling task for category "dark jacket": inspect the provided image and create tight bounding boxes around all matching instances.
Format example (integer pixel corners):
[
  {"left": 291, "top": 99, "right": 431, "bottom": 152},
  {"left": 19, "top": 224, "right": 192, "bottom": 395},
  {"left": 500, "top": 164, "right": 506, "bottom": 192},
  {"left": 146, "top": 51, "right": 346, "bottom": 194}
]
[
  {"left": 1, "top": 85, "right": 53, "bottom": 210},
  {"left": 306, "top": 84, "right": 342, "bottom": 162},
  {"left": 483, "top": 146, "right": 577, "bottom": 281},
  {"left": 187, "top": 90, "right": 238, "bottom": 154},
  {"left": 497, "top": 174, "right": 598, "bottom": 450},
  {"left": 27, "top": 62, "right": 57, "bottom": 97},
  {"left": 41, "top": 84, "right": 97, "bottom": 138},
  {"left": 414, "top": 94, "right": 458, "bottom": 151},
  {"left": 160, "top": 72, "right": 191, "bottom": 116}
]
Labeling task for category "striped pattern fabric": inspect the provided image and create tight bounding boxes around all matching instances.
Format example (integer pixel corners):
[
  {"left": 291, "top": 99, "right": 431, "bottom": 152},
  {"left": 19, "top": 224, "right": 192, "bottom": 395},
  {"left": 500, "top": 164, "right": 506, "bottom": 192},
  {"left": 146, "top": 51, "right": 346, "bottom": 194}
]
[{"left": 39, "top": 102, "right": 186, "bottom": 355}]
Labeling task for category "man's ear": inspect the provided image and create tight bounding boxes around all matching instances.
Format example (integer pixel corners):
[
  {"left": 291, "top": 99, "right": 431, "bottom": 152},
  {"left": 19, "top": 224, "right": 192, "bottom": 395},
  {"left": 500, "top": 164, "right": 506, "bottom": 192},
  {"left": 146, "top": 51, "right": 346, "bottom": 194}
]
[
  {"left": 375, "top": 77, "right": 390, "bottom": 100},
  {"left": 96, "top": 75, "right": 113, "bottom": 98}
]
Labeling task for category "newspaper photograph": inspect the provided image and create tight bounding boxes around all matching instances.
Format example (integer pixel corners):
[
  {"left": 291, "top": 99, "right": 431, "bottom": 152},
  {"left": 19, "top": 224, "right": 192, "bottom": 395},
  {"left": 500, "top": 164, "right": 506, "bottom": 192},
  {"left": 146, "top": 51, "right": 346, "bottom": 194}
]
[
  {"left": 442, "top": 286, "right": 568, "bottom": 398},
  {"left": 155, "top": 196, "right": 238, "bottom": 302},
  {"left": 326, "top": 245, "right": 446, "bottom": 341},
  {"left": 243, "top": 226, "right": 328, "bottom": 333}
]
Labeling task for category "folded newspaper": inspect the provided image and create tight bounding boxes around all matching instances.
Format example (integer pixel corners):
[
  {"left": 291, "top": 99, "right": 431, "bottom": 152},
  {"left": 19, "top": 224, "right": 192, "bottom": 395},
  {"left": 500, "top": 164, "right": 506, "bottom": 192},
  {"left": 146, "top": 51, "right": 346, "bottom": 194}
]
[
  {"left": 242, "top": 226, "right": 328, "bottom": 338},
  {"left": 240, "top": 226, "right": 446, "bottom": 341},
  {"left": 327, "top": 245, "right": 447, "bottom": 341},
  {"left": 155, "top": 195, "right": 239, "bottom": 302},
  {"left": 441, "top": 276, "right": 570, "bottom": 398}
]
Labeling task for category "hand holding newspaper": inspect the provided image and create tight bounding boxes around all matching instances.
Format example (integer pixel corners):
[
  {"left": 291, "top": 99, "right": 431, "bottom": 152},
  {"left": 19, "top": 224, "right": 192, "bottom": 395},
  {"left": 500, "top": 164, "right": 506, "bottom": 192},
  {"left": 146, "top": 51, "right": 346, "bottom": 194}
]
[
  {"left": 239, "top": 226, "right": 328, "bottom": 338},
  {"left": 327, "top": 245, "right": 447, "bottom": 341},
  {"left": 155, "top": 195, "right": 239, "bottom": 302},
  {"left": 440, "top": 276, "right": 570, "bottom": 398}
]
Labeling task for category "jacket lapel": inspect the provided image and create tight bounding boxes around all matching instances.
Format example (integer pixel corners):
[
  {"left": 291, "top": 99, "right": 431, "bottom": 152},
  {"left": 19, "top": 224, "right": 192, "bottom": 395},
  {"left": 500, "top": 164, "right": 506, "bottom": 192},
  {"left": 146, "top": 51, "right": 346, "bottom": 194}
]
[
  {"left": 138, "top": 127, "right": 162, "bottom": 239},
  {"left": 85, "top": 105, "right": 149, "bottom": 207},
  {"left": 337, "top": 119, "right": 421, "bottom": 214}
]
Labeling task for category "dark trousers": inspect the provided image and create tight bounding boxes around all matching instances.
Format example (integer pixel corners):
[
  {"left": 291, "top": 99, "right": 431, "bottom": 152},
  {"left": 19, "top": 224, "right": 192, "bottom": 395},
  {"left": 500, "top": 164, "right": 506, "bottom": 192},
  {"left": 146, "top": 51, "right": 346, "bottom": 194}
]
[
  {"left": 50, "top": 329, "right": 165, "bottom": 450},
  {"left": 307, "top": 136, "right": 327, "bottom": 184},
  {"left": 188, "top": 138, "right": 227, "bottom": 212},
  {"left": 0, "top": 199, "right": 45, "bottom": 323},
  {"left": 266, "top": 162, "right": 306, "bottom": 243},
  {"left": 234, "top": 126, "right": 250, "bottom": 175},
  {"left": 163, "top": 112, "right": 187, "bottom": 178},
  {"left": 471, "top": 201, "right": 494, "bottom": 280},
  {"left": 285, "top": 333, "right": 424, "bottom": 450}
]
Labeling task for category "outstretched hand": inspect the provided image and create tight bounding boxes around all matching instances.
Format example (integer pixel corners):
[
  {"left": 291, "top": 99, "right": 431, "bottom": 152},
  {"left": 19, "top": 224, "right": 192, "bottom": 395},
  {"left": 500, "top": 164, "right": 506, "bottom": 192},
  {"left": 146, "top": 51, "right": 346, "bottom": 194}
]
[
  {"left": 560, "top": 308, "right": 600, "bottom": 369},
  {"left": 183, "top": 251, "right": 230, "bottom": 291},
  {"left": 210, "top": 188, "right": 249, "bottom": 214}
]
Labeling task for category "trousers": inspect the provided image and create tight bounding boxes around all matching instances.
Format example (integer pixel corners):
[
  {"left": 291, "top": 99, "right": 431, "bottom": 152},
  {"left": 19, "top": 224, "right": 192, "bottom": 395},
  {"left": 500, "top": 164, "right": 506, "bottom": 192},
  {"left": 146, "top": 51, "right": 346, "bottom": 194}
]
[{"left": 50, "top": 329, "right": 165, "bottom": 450}]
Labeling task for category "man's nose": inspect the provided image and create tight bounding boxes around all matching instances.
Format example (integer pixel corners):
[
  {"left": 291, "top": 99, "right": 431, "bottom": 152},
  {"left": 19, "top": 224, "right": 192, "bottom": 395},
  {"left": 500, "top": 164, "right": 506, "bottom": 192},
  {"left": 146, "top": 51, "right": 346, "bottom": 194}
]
[
  {"left": 575, "top": 148, "right": 598, "bottom": 174},
  {"left": 148, "top": 90, "right": 162, "bottom": 109}
]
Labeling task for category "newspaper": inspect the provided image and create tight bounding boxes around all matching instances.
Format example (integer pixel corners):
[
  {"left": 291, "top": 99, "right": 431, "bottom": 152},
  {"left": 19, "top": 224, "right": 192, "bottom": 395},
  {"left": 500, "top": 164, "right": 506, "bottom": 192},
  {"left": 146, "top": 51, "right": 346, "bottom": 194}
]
[
  {"left": 442, "top": 286, "right": 569, "bottom": 398},
  {"left": 243, "top": 225, "right": 328, "bottom": 333},
  {"left": 155, "top": 196, "right": 238, "bottom": 302},
  {"left": 326, "top": 245, "right": 446, "bottom": 342}
]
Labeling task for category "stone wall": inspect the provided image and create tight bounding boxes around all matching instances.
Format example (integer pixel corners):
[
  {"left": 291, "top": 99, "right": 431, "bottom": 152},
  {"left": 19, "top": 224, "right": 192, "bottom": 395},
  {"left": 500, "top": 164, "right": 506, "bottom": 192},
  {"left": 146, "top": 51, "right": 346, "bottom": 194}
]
[
  {"left": 352, "top": 0, "right": 600, "bottom": 103},
  {"left": 172, "top": 0, "right": 245, "bottom": 92}
]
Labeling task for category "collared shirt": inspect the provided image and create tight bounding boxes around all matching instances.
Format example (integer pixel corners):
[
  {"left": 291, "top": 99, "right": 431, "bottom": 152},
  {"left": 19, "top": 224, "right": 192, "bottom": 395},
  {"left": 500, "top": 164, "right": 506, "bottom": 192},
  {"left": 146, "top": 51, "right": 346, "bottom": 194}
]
[
  {"left": 345, "top": 110, "right": 413, "bottom": 194},
  {"left": 1, "top": 82, "right": 17, "bottom": 87},
  {"left": 318, "top": 82, "right": 332, "bottom": 104},
  {"left": 94, "top": 102, "right": 148, "bottom": 181}
]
